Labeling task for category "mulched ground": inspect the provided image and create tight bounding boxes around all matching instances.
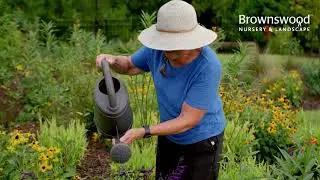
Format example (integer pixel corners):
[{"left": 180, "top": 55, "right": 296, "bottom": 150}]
[
  {"left": 303, "top": 95, "right": 320, "bottom": 110},
  {"left": 76, "top": 135, "right": 111, "bottom": 179},
  {"left": 0, "top": 77, "right": 24, "bottom": 127}
]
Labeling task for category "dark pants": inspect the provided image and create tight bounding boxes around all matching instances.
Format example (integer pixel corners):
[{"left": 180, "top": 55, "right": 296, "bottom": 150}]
[{"left": 155, "top": 131, "right": 224, "bottom": 180}]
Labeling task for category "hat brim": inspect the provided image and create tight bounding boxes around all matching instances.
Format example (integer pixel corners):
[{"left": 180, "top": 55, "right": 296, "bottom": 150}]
[{"left": 138, "top": 24, "right": 217, "bottom": 51}]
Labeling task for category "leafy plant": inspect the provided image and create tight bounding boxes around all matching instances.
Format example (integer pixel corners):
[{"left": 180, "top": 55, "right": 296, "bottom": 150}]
[
  {"left": 223, "top": 119, "right": 257, "bottom": 162},
  {"left": 0, "top": 129, "right": 79, "bottom": 179},
  {"left": 263, "top": 70, "right": 304, "bottom": 107},
  {"left": 272, "top": 147, "right": 319, "bottom": 179},
  {"left": 266, "top": 29, "right": 303, "bottom": 55},
  {"left": 222, "top": 41, "right": 248, "bottom": 86},
  {"left": 302, "top": 60, "right": 320, "bottom": 96},
  {"left": 140, "top": 10, "right": 156, "bottom": 30},
  {"left": 38, "top": 116, "right": 88, "bottom": 170},
  {"left": 219, "top": 155, "right": 272, "bottom": 180},
  {"left": 110, "top": 140, "right": 156, "bottom": 179}
]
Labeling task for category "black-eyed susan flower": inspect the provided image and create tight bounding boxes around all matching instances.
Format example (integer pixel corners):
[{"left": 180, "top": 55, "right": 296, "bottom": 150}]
[
  {"left": 39, "top": 162, "right": 52, "bottom": 172},
  {"left": 39, "top": 153, "right": 49, "bottom": 161}
]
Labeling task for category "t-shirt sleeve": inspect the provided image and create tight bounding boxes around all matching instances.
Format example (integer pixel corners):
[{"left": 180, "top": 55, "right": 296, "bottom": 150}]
[
  {"left": 130, "top": 46, "right": 152, "bottom": 72},
  {"left": 184, "top": 63, "right": 221, "bottom": 110}
]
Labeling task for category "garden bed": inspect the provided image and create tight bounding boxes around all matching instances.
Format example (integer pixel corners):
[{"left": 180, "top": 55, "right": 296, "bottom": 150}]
[
  {"left": 76, "top": 137, "right": 110, "bottom": 179},
  {"left": 5, "top": 122, "right": 112, "bottom": 179},
  {"left": 303, "top": 96, "right": 320, "bottom": 110}
]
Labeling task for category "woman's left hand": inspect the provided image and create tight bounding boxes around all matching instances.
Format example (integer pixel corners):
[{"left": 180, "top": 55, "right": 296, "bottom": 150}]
[{"left": 119, "top": 128, "right": 145, "bottom": 144}]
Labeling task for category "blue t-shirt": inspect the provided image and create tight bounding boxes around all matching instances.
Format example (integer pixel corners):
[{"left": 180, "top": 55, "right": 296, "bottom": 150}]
[{"left": 131, "top": 46, "right": 226, "bottom": 145}]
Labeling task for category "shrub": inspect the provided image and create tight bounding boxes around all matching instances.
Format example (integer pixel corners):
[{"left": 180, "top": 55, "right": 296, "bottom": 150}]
[
  {"left": 302, "top": 60, "right": 320, "bottom": 96},
  {"left": 266, "top": 31, "right": 303, "bottom": 55},
  {"left": 221, "top": 78, "right": 298, "bottom": 163}
]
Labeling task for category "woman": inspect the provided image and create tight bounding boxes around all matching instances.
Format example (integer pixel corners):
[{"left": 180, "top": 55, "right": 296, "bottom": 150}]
[{"left": 96, "top": 1, "right": 226, "bottom": 179}]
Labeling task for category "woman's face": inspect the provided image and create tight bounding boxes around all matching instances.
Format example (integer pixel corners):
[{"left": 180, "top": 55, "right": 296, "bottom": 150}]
[{"left": 164, "top": 50, "right": 197, "bottom": 64}]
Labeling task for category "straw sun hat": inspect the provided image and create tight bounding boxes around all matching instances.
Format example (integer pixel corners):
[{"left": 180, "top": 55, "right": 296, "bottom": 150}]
[{"left": 138, "top": 0, "right": 217, "bottom": 51}]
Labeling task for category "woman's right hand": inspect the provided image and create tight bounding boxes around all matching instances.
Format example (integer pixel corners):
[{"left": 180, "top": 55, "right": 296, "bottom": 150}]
[{"left": 96, "top": 54, "right": 115, "bottom": 68}]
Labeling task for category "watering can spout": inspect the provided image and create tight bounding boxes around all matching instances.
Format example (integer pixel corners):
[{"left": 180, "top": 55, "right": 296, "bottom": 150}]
[{"left": 101, "top": 60, "right": 117, "bottom": 109}]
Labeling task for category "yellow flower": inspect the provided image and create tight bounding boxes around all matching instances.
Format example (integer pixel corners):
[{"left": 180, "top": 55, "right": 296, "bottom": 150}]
[
  {"left": 278, "top": 97, "right": 285, "bottom": 102},
  {"left": 39, "top": 162, "right": 52, "bottom": 172},
  {"left": 36, "top": 146, "right": 47, "bottom": 152},
  {"left": 267, "top": 126, "right": 277, "bottom": 134},
  {"left": 16, "top": 65, "right": 24, "bottom": 71},
  {"left": 30, "top": 141, "right": 40, "bottom": 150},
  {"left": 46, "top": 151, "right": 54, "bottom": 159},
  {"left": 48, "top": 147, "right": 60, "bottom": 154},
  {"left": 73, "top": 175, "right": 81, "bottom": 180},
  {"left": 39, "top": 153, "right": 49, "bottom": 161},
  {"left": 9, "top": 130, "right": 29, "bottom": 146},
  {"left": 24, "top": 70, "right": 32, "bottom": 76}
]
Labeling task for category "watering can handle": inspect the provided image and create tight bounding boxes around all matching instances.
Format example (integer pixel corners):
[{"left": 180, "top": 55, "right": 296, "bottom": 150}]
[{"left": 101, "top": 60, "right": 117, "bottom": 109}]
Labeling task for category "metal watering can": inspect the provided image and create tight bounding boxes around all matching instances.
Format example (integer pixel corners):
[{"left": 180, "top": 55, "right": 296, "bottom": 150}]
[{"left": 93, "top": 60, "right": 133, "bottom": 138}]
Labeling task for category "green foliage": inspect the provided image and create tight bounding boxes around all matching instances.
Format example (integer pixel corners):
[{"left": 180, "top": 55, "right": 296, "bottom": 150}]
[
  {"left": 0, "top": 128, "right": 81, "bottom": 179},
  {"left": 263, "top": 70, "right": 304, "bottom": 107},
  {"left": 267, "top": 31, "right": 303, "bottom": 55},
  {"left": 2, "top": 0, "right": 318, "bottom": 53},
  {"left": 110, "top": 140, "right": 156, "bottom": 179},
  {"left": 302, "top": 60, "right": 320, "bottom": 96},
  {"left": 222, "top": 41, "right": 248, "bottom": 85},
  {"left": 210, "top": 28, "right": 226, "bottom": 51},
  {"left": 289, "top": 0, "right": 320, "bottom": 53},
  {"left": 38, "top": 117, "right": 88, "bottom": 170},
  {"left": 223, "top": 120, "right": 257, "bottom": 162},
  {"left": 272, "top": 147, "right": 319, "bottom": 179},
  {"left": 140, "top": 10, "right": 156, "bottom": 30},
  {"left": 219, "top": 156, "right": 272, "bottom": 180},
  {"left": 220, "top": 115, "right": 271, "bottom": 179}
]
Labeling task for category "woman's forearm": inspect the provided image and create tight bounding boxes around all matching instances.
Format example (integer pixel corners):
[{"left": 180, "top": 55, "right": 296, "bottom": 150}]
[
  {"left": 150, "top": 116, "right": 193, "bottom": 136},
  {"left": 109, "top": 55, "right": 142, "bottom": 75},
  {"left": 109, "top": 55, "right": 131, "bottom": 74}
]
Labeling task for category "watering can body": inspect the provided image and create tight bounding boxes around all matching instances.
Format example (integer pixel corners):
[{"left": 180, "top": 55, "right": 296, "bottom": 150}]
[{"left": 93, "top": 61, "right": 133, "bottom": 138}]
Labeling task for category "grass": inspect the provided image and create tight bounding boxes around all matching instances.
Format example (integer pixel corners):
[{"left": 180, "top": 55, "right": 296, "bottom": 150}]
[
  {"left": 300, "top": 110, "right": 320, "bottom": 133},
  {"left": 218, "top": 53, "right": 319, "bottom": 65}
]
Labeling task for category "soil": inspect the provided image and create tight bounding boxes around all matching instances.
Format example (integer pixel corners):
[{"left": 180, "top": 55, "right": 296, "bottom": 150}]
[
  {"left": 302, "top": 95, "right": 320, "bottom": 110},
  {"left": 0, "top": 79, "right": 24, "bottom": 128},
  {"left": 13, "top": 121, "right": 40, "bottom": 135},
  {"left": 76, "top": 136, "right": 111, "bottom": 179}
]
